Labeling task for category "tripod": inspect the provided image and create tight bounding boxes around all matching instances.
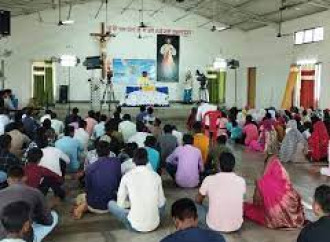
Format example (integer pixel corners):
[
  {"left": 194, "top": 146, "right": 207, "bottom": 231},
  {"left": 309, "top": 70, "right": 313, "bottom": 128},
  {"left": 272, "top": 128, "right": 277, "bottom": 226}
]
[{"left": 100, "top": 80, "right": 115, "bottom": 113}]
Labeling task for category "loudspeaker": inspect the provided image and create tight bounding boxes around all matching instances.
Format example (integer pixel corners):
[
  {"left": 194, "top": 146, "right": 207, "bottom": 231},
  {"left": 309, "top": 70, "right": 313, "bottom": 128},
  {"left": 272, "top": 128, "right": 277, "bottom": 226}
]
[
  {"left": 227, "top": 59, "right": 240, "bottom": 69},
  {"left": 59, "top": 85, "right": 68, "bottom": 103},
  {"left": 0, "top": 10, "right": 10, "bottom": 36}
]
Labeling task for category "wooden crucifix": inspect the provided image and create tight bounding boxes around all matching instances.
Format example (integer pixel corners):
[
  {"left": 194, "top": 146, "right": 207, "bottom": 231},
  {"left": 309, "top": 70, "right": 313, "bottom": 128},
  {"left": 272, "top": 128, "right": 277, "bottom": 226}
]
[{"left": 90, "top": 22, "right": 113, "bottom": 79}]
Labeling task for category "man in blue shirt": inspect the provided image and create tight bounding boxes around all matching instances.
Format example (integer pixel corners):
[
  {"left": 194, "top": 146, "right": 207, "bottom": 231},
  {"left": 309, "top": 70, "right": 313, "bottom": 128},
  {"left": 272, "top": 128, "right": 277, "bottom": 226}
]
[
  {"left": 55, "top": 126, "right": 83, "bottom": 173},
  {"left": 73, "top": 141, "right": 121, "bottom": 219},
  {"left": 161, "top": 198, "right": 226, "bottom": 242},
  {"left": 144, "top": 136, "right": 160, "bottom": 172}
]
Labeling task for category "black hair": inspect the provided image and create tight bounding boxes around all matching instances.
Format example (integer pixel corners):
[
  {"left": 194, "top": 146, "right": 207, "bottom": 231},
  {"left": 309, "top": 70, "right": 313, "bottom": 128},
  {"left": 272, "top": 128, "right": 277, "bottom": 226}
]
[
  {"left": 217, "top": 135, "right": 227, "bottom": 144},
  {"left": 116, "top": 106, "right": 122, "bottom": 113},
  {"left": 265, "top": 112, "right": 272, "bottom": 120},
  {"left": 219, "top": 152, "right": 235, "bottom": 172},
  {"left": 0, "top": 134, "right": 11, "bottom": 151},
  {"left": 34, "top": 127, "right": 48, "bottom": 149},
  {"left": 171, "top": 198, "right": 198, "bottom": 221},
  {"left": 51, "top": 112, "right": 57, "bottom": 119},
  {"left": 133, "top": 148, "right": 148, "bottom": 166},
  {"left": 232, "top": 120, "right": 238, "bottom": 127},
  {"left": 42, "top": 119, "right": 52, "bottom": 129},
  {"left": 79, "top": 120, "right": 87, "bottom": 129},
  {"left": 140, "top": 105, "right": 146, "bottom": 112},
  {"left": 314, "top": 185, "right": 330, "bottom": 214},
  {"left": 72, "top": 107, "right": 79, "bottom": 115},
  {"left": 96, "top": 141, "right": 111, "bottom": 157},
  {"left": 193, "top": 121, "right": 202, "bottom": 132},
  {"left": 164, "top": 124, "right": 173, "bottom": 134},
  {"left": 122, "top": 114, "right": 131, "bottom": 121},
  {"left": 64, "top": 125, "right": 75, "bottom": 136},
  {"left": 98, "top": 114, "right": 107, "bottom": 122},
  {"left": 106, "top": 119, "right": 119, "bottom": 132},
  {"left": 147, "top": 107, "right": 154, "bottom": 115},
  {"left": 124, "top": 142, "right": 138, "bottom": 158},
  {"left": 7, "top": 166, "right": 24, "bottom": 179},
  {"left": 183, "top": 134, "right": 193, "bottom": 145},
  {"left": 45, "top": 109, "right": 52, "bottom": 115},
  {"left": 145, "top": 136, "right": 157, "bottom": 148},
  {"left": 245, "top": 115, "right": 253, "bottom": 124},
  {"left": 302, "top": 110, "right": 308, "bottom": 116},
  {"left": 1, "top": 201, "right": 31, "bottom": 233},
  {"left": 88, "top": 110, "right": 95, "bottom": 118},
  {"left": 27, "top": 148, "right": 43, "bottom": 164},
  {"left": 136, "top": 121, "right": 145, "bottom": 133}
]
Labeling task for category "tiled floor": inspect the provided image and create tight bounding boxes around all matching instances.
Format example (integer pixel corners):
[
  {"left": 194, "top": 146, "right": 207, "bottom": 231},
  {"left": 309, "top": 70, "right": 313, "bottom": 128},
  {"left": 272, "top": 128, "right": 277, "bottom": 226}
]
[{"left": 45, "top": 103, "right": 330, "bottom": 242}]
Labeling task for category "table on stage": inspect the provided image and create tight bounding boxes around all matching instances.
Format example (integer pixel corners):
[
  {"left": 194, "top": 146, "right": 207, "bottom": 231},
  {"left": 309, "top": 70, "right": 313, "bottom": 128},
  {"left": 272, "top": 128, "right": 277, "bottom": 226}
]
[{"left": 120, "top": 86, "right": 170, "bottom": 107}]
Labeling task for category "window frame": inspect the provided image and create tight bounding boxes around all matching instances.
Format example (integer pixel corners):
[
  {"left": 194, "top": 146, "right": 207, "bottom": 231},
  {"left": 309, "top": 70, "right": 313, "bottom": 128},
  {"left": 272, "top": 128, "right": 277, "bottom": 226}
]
[{"left": 294, "top": 26, "right": 324, "bottom": 45}]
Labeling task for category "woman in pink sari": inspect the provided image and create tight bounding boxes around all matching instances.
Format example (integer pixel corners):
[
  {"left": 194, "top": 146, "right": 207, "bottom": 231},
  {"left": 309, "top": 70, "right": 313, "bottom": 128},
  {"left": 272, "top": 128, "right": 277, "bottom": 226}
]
[{"left": 244, "top": 156, "right": 305, "bottom": 229}]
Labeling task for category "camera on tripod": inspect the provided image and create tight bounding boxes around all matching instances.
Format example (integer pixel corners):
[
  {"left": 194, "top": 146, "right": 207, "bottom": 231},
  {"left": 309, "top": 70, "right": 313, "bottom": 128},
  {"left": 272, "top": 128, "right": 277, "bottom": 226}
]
[{"left": 196, "top": 70, "right": 207, "bottom": 89}]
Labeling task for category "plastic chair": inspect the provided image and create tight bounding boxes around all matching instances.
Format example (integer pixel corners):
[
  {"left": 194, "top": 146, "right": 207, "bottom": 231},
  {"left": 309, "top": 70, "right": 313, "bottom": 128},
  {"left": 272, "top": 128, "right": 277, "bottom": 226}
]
[{"left": 202, "top": 110, "right": 222, "bottom": 142}]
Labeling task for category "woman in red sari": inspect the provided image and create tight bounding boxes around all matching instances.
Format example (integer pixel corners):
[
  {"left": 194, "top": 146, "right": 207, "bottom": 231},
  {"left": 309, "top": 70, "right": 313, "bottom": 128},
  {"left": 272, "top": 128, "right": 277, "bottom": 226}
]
[
  {"left": 308, "top": 121, "right": 329, "bottom": 162},
  {"left": 244, "top": 156, "right": 305, "bottom": 229}
]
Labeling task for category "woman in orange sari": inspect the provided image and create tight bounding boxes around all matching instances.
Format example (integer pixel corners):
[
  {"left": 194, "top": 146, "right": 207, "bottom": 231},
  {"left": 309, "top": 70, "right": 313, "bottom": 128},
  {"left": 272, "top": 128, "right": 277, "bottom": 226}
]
[
  {"left": 244, "top": 156, "right": 305, "bottom": 229},
  {"left": 308, "top": 121, "right": 329, "bottom": 162}
]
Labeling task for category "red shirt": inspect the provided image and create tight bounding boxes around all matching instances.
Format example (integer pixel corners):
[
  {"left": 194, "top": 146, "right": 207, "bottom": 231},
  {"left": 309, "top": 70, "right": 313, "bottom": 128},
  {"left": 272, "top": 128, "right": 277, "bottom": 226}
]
[{"left": 24, "top": 163, "right": 62, "bottom": 188}]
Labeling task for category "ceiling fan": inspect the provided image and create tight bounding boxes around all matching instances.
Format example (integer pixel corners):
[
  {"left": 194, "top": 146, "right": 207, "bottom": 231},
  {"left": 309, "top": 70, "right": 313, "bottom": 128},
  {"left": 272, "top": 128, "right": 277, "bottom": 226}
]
[
  {"left": 276, "top": 0, "right": 301, "bottom": 38},
  {"left": 58, "top": 0, "right": 74, "bottom": 26}
]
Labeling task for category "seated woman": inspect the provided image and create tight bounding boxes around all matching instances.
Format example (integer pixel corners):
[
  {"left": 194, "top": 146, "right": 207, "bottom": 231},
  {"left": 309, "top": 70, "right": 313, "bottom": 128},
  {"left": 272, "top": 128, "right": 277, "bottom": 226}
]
[
  {"left": 249, "top": 119, "right": 278, "bottom": 154},
  {"left": 308, "top": 120, "right": 329, "bottom": 162},
  {"left": 186, "top": 107, "right": 197, "bottom": 132},
  {"left": 243, "top": 115, "right": 258, "bottom": 146},
  {"left": 279, "top": 120, "right": 308, "bottom": 163},
  {"left": 244, "top": 156, "right": 305, "bottom": 229},
  {"left": 229, "top": 120, "right": 243, "bottom": 143}
]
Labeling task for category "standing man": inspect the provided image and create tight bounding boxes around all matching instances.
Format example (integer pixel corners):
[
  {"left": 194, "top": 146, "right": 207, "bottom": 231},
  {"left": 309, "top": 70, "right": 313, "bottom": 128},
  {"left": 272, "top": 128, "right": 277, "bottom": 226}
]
[{"left": 183, "top": 70, "right": 193, "bottom": 104}]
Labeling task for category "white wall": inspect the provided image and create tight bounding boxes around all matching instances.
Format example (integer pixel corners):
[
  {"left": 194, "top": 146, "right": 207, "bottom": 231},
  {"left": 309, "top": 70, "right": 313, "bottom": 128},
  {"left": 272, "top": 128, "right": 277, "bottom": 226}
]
[
  {"left": 0, "top": 0, "right": 247, "bottom": 106},
  {"left": 239, "top": 10, "right": 330, "bottom": 109}
]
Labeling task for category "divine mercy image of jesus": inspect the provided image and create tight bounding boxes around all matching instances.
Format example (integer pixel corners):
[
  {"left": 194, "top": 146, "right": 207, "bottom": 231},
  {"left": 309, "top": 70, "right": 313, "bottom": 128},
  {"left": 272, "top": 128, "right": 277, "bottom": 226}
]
[{"left": 157, "top": 35, "right": 180, "bottom": 82}]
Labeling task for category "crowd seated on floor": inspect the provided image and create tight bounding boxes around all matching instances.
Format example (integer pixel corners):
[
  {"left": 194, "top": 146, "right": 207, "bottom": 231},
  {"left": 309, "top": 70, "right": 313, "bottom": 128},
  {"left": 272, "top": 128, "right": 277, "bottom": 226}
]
[{"left": 0, "top": 102, "right": 329, "bottom": 242}]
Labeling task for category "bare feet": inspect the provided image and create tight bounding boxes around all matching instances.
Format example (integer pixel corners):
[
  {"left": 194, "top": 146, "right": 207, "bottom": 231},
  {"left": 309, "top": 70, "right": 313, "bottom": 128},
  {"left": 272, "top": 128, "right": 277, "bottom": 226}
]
[{"left": 72, "top": 203, "right": 88, "bottom": 220}]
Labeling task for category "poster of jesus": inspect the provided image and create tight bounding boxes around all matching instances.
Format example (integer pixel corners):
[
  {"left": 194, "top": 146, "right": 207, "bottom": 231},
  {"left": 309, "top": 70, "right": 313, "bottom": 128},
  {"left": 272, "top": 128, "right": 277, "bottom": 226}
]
[{"left": 157, "top": 35, "right": 180, "bottom": 82}]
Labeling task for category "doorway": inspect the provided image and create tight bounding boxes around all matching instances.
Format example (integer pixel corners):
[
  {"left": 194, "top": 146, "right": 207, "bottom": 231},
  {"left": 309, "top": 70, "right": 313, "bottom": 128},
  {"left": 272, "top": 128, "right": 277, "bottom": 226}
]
[
  {"left": 247, "top": 67, "right": 256, "bottom": 108},
  {"left": 31, "top": 61, "right": 56, "bottom": 107}
]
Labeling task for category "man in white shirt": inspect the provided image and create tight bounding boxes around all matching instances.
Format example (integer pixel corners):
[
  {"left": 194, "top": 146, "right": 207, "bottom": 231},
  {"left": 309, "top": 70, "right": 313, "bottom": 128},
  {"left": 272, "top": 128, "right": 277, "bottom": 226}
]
[
  {"left": 128, "top": 121, "right": 150, "bottom": 148},
  {"left": 119, "top": 114, "right": 137, "bottom": 143},
  {"left": 172, "top": 126, "right": 183, "bottom": 146},
  {"left": 0, "top": 109, "right": 10, "bottom": 135},
  {"left": 40, "top": 110, "right": 52, "bottom": 124},
  {"left": 108, "top": 148, "right": 166, "bottom": 232},
  {"left": 195, "top": 152, "right": 246, "bottom": 233},
  {"left": 93, "top": 114, "right": 107, "bottom": 139},
  {"left": 74, "top": 120, "right": 90, "bottom": 151},
  {"left": 39, "top": 147, "right": 70, "bottom": 177},
  {"left": 51, "top": 112, "right": 64, "bottom": 136},
  {"left": 196, "top": 101, "right": 217, "bottom": 126}
]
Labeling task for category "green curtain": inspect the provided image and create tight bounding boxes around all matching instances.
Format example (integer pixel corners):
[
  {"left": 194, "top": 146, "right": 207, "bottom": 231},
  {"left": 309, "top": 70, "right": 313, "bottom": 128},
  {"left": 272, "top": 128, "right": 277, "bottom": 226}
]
[
  {"left": 45, "top": 61, "right": 54, "bottom": 105},
  {"left": 33, "top": 75, "right": 45, "bottom": 106},
  {"left": 207, "top": 70, "right": 226, "bottom": 105}
]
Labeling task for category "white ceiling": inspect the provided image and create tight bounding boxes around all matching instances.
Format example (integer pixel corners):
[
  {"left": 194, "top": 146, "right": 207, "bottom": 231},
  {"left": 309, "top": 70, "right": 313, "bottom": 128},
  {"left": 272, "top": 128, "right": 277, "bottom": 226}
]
[{"left": 0, "top": 0, "right": 329, "bottom": 31}]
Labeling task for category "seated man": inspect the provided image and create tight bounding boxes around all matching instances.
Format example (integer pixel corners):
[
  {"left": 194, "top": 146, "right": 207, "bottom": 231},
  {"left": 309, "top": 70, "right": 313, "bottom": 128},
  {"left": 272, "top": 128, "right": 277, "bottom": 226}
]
[
  {"left": 73, "top": 141, "right": 121, "bottom": 219},
  {"left": 161, "top": 198, "right": 226, "bottom": 242},
  {"left": 196, "top": 152, "right": 246, "bottom": 233},
  {"left": 55, "top": 126, "right": 84, "bottom": 173},
  {"left": 138, "top": 71, "right": 151, "bottom": 88},
  {"left": 93, "top": 114, "right": 107, "bottom": 139},
  {"left": 50, "top": 112, "right": 64, "bottom": 136},
  {"left": 158, "top": 124, "right": 178, "bottom": 166},
  {"left": 166, "top": 134, "right": 204, "bottom": 188},
  {"left": 0, "top": 166, "right": 58, "bottom": 242},
  {"left": 144, "top": 136, "right": 160, "bottom": 172},
  {"left": 7, "top": 122, "right": 31, "bottom": 159},
  {"left": 205, "top": 135, "right": 231, "bottom": 175},
  {"left": 108, "top": 148, "right": 166, "bottom": 232},
  {"left": 128, "top": 121, "right": 151, "bottom": 148},
  {"left": 65, "top": 107, "right": 82, "bottom": 126},
  {"left": 74, "top": 120, "right": 89, "bottom": 151},
  {"left": 118, "top": 114, "right": 137, "bottom": 143},
  {"left": 24, "top": 148, "right": 65, "bottom": 200},
  {"left": 0, "top": 201, "right": 31, "bottom": 242},
  {"left": 297, "top": 185, "right": 330, "bottom": 242},
  {"left": 193, "top": 122, "right": 209, "bottom": 164},
  {"left": 84, "top": 110, "right": 98, "bottom": 137}
]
